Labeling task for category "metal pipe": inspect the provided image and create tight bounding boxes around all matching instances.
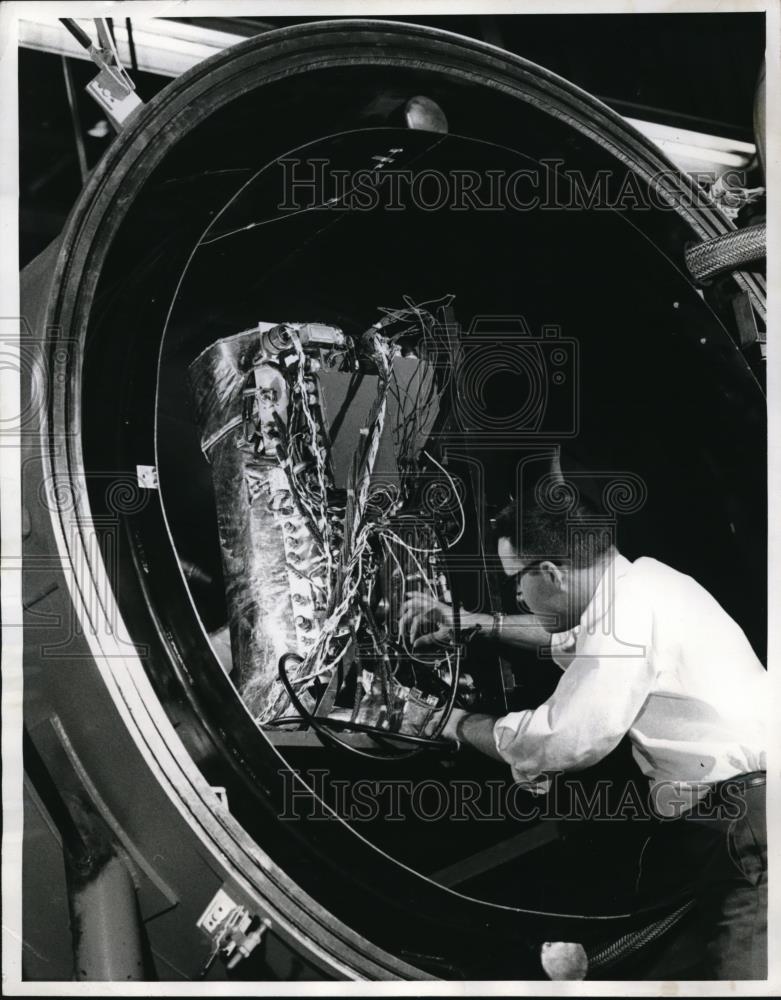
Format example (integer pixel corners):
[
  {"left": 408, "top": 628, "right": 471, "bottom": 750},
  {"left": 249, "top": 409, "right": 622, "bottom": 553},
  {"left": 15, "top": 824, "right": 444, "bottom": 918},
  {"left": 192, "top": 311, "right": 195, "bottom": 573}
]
[
  {"left": 60, "top": 56, "right": 88, "bottom": 185},
  {"left": 70, "top": 856, "right": 145, "bottom": 981}
]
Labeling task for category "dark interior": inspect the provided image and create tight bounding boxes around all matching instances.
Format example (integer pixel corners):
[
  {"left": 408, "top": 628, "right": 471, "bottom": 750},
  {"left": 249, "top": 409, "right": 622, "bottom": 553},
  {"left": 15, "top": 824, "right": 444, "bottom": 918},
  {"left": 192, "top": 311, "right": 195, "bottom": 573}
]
[{"left": 77, "top": 57, "right": 766, "bottom": 977}]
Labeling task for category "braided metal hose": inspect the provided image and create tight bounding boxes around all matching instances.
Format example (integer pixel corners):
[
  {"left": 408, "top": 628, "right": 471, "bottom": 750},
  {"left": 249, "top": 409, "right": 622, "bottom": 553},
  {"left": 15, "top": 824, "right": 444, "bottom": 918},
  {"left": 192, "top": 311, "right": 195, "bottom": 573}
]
[
  {"left": 685, "top": 222, "right": 766, "bottom": 284},
  {"left": 586, "top": 899, "right": 696, "bottom": 974}
]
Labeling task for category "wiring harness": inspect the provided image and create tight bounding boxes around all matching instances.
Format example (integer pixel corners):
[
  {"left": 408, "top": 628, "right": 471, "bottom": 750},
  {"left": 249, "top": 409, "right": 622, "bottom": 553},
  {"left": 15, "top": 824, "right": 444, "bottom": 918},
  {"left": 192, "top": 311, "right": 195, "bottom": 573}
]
[{"left": 228, "top": 297, "right": 465, "bottom": 757}]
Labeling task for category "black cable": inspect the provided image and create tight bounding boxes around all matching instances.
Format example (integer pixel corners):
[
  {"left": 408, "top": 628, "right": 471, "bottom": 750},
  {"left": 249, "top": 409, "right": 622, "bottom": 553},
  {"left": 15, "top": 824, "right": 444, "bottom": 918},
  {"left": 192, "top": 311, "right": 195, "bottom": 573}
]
[
  {"left": 263, "top": 716, "right": 309, "bottom": 729},
  {"left": 126, "top": 19, "right": 139, "bottom": 74},
  {"left": 61, "top": 56, "right": 88, "bottom": 185},
  {"left": 276, "top": 629, "right": 461, "bottom": 760},
  {"left": 60, "top": 18, "right": 92, "bottom": 50},
  {"left": 277, "top": 653, "right": 423, "bottom": 760},
  {"left": 269, "top": 699, "right": 452, "bottom": 747}
]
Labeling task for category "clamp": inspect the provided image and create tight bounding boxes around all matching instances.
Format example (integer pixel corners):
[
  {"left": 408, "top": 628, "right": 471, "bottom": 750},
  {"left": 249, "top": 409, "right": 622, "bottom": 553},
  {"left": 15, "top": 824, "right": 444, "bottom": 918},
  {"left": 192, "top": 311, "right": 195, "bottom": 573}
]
[{"left": 61, "top": 18, "right": 143, "bottom": 130}]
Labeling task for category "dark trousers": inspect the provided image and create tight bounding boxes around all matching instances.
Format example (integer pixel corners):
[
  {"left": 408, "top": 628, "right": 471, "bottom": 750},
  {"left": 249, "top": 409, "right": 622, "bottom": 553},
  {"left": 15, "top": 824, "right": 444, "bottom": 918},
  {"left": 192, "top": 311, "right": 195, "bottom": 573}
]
[{"left": 637, "top": 776, "right": 767, "bottom": 980}]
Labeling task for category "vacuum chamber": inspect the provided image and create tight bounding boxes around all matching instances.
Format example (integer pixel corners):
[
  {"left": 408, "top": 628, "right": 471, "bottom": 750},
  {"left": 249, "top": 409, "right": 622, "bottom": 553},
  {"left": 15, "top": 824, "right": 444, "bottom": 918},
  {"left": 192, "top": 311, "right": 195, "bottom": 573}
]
[{"left": 20, "top": 19, "right": 766, "bottom": 982}]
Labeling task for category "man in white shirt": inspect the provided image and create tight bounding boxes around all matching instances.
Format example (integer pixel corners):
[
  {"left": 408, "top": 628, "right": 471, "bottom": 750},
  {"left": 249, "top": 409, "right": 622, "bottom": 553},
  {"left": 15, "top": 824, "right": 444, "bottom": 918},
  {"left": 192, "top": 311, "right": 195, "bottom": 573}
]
[{"left": 401, "top": 497, "right": 767, "bottom": 979}]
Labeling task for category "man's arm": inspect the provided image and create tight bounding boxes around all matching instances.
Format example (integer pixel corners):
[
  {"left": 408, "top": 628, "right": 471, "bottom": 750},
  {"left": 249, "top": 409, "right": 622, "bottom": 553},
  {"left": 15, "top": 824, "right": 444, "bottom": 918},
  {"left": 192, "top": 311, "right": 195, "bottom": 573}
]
[
  {"left": 463, "top": 610, "right": 554, "bottom": 652},
  {"left": 400, "top": 595, "right": 553, "bottom": 653},
  {"left": 445, "top": 649, "right": 654, "bottom": 779},
  {"left": 443, "top": 708, "right": 504, "bottom": 760},
  {"left": 457, "top": 584, "right": 656, "bottom": 781}
]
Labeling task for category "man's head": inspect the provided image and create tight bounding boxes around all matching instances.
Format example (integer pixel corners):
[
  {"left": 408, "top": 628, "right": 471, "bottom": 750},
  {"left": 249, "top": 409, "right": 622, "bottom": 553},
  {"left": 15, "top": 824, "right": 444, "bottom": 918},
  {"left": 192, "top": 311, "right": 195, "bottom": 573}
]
[{"left": 494, "top": 497, "right": 615, "bottom": 632}]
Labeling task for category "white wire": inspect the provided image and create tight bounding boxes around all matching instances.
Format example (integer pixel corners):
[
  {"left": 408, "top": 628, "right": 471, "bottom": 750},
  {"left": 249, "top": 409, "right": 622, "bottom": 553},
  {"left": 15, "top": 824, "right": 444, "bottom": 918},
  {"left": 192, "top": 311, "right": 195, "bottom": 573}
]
[
  {"left": 422, "top": 448, "right": 466, "bottom": 548},
  {"left": 381, "top": 530, "right": 439, "bottom": 599}
]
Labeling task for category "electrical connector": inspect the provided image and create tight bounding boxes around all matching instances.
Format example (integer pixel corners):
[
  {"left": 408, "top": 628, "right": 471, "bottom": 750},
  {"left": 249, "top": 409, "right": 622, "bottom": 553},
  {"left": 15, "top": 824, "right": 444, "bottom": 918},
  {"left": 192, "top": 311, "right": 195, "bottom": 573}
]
[{"left": 197, "top": 888, "right": 273, "bottom": 975}]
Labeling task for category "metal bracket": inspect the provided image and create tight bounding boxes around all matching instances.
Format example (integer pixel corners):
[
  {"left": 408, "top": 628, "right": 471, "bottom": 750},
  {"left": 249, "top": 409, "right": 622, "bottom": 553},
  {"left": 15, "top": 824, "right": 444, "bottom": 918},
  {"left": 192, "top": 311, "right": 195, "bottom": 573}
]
[
  {"left": 707, "top": 174, "right": 764, "bottom": 223},
  {"left": 136, "top": 465, "right": 158, "bottom": 489},
  {"left": 83, "top": 19, "right": 143, "bottom": 130},
  {"left": 197, "top": 887, "right": 272, "bottom": 975},
  {"left": 210, "top": 785, "right": 229, "bottom": 809},
  {"left": 732, "top": 290, "right": 766, "bottom": 356}
]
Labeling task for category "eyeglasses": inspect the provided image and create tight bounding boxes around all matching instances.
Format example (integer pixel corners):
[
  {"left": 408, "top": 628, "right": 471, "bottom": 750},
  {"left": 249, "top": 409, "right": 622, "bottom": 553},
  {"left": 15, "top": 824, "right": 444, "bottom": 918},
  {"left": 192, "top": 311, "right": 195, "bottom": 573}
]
[
  {"left": 516, "top": 558, "right": 545, "bottom": 579},
  {"left": 501, "top": 559, "right": 542, "bottom": 596}
]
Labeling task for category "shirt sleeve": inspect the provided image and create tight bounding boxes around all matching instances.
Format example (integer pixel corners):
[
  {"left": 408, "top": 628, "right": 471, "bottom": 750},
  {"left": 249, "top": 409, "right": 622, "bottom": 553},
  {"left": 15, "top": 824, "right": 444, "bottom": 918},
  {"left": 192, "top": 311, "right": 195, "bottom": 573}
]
[
  {"left": 494, "top": 581, "right": 656, "bottom": 785},
  {"left": 549, "top": 627, "right": 579, "bottom": 670}
]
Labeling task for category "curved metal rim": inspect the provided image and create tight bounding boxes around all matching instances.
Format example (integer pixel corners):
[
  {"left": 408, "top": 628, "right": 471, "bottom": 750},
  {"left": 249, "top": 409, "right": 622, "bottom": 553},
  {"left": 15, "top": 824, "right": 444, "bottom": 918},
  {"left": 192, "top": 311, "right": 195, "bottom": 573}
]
[{"left": 40, "top": 19, "right": 767, "bottom": 981}]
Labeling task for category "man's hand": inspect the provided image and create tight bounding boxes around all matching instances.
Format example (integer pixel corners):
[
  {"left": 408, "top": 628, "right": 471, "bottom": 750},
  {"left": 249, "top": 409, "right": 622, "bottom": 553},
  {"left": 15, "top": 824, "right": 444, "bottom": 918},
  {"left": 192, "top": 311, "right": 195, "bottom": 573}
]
[{"left": 399, "top": 593, "right": 455, "bottom": 652}]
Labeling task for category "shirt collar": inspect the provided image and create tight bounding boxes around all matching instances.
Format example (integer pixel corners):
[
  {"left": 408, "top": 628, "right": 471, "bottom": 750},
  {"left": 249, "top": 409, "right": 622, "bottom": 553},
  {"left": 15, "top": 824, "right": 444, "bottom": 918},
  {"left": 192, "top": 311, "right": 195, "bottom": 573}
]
[{"left": 579, "top": 550, "right": 633, "bottom": 631}]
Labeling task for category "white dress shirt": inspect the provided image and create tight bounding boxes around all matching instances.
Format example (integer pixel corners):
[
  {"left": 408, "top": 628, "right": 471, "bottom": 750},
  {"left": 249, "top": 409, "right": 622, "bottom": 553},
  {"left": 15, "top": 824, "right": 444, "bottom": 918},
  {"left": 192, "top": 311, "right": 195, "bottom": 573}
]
[{"left": 494, "top": 552, "right": 767, "bottom": 816}]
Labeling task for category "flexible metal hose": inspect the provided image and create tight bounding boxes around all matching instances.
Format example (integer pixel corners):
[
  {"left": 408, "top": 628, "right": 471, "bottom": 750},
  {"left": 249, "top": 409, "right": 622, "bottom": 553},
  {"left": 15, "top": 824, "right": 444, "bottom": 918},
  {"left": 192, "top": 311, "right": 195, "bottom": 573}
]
[
  {"left": 586, "top": 899, "right": 695, "bottom": 973},
  {"left": 685, "top": 223, "right": 766, "bottom": 284}
]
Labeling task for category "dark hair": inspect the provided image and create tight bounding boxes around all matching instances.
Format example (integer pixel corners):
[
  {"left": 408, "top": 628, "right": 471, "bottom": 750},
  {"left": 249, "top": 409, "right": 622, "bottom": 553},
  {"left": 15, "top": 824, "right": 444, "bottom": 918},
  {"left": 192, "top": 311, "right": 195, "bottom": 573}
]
[{"left": 494, "top": 494, "right": 613, "bottom": 569}]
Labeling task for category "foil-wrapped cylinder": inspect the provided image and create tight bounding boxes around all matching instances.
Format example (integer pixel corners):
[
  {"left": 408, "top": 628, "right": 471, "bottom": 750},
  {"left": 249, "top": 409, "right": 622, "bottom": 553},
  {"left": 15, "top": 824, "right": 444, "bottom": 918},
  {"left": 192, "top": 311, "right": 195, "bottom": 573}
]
[
  {"left": 190, "top": 322, "right": 446, "bottom": 733},
  {"left": 188, "top": 325, "right": 329, "bottom": 718}
]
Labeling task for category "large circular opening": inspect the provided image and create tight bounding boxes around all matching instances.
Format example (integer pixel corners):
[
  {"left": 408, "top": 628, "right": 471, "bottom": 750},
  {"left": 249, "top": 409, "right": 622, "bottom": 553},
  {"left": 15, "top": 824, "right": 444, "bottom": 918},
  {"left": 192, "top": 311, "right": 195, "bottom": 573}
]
[{"left": 30, "top": 21, "right": 765, "bottom": 980}]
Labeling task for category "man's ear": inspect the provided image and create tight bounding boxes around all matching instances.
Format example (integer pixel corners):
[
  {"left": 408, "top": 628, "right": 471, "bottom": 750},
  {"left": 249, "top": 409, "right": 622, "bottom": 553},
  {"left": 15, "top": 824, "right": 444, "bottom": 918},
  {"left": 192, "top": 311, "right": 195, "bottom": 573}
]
[{"left": 539, "top": 560, "right": 566, "bottom": 591}]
